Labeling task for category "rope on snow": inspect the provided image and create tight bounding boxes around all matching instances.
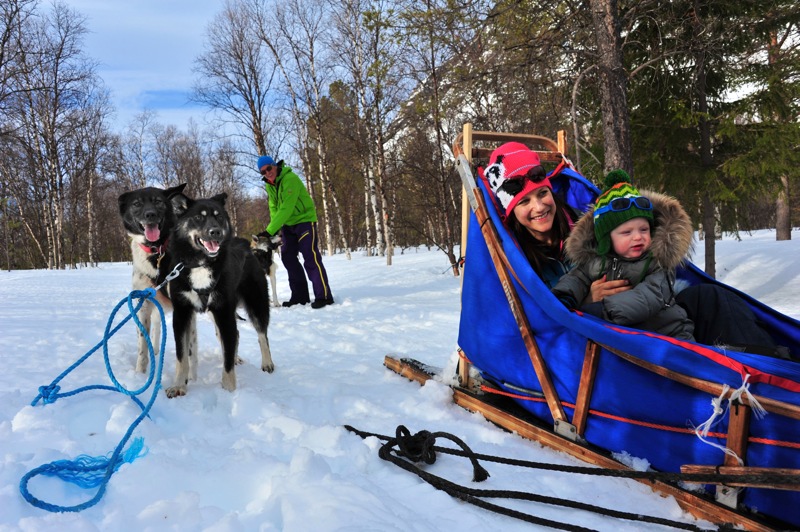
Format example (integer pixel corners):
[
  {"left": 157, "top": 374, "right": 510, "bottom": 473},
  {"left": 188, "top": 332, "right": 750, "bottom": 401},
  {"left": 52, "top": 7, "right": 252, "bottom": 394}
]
[
  {"left": 346, "top": 424, "right": 799, "bottom": 531},
  {"left": 19, "top": 264, "right": 183, "bottom": 513}
]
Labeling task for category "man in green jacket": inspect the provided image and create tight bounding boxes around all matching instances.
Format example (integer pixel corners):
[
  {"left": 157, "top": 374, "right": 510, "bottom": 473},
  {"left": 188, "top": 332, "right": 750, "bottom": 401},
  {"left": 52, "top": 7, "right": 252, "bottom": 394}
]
[{"left": 257, "top": 155, "right": 334, "bottom": 309}]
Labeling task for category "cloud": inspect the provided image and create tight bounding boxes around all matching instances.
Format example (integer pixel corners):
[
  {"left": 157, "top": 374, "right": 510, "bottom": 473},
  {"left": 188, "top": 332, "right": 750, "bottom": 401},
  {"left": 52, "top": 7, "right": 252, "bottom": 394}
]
[{"left": 64, "top": 0, "right": 220, "bottom": 130}]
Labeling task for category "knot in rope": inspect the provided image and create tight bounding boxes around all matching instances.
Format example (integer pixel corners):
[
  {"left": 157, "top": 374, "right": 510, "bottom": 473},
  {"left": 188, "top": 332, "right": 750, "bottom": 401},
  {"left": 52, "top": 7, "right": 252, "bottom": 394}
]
[
  {"left": 379, "top": 425, "right": 490, "bottom": 482},
  {"left": 393, "top": 426, "right": 436, "bottom": 464},
  {"left": 38, "top": 384, "right": 61, "bottom": 405}
]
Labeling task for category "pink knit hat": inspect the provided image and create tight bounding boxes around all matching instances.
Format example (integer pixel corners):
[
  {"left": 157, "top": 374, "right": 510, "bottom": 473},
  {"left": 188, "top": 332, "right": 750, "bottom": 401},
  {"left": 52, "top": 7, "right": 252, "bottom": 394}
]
[{"left": 484, "top": 142, "right": 551, "bottom": 218}]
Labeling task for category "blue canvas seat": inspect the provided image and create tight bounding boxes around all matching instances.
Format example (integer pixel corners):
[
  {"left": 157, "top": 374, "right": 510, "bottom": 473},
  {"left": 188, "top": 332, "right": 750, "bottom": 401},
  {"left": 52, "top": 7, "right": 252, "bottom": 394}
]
[{"left": 457, "top": 161, "right": 800, "bottom": 529}]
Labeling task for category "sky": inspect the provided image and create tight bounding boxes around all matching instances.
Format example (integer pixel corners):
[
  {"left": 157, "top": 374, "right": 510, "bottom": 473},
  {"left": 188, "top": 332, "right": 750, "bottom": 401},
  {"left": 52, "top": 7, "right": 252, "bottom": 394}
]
[
  {"left": 62, "top": 0, "right": 223, "bottom": 131},
  {"left": 1, "top": 229, "right": 798, "bottom": 531}
]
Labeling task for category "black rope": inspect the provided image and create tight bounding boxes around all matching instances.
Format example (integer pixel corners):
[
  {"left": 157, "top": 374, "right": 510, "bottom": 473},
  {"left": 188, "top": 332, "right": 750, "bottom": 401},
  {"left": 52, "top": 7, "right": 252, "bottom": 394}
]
[
  {"left": 346, "top": 425, "right": 799, "bottom": 487},
  {"left": 346, "top": 425, "right": 751, "bottom": 532}
]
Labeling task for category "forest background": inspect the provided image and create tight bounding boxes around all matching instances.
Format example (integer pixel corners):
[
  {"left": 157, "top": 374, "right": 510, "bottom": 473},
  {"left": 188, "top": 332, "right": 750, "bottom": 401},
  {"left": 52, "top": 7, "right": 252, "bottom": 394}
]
[{"left": 1, "top": 0, "right": 798, "bottom": 277}]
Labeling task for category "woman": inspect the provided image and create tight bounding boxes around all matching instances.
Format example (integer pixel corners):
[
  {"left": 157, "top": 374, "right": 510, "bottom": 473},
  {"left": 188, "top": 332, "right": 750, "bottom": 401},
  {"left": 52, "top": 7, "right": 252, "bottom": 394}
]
[{"left": 484, "top": 142, "right": 628, "bottom": 299}]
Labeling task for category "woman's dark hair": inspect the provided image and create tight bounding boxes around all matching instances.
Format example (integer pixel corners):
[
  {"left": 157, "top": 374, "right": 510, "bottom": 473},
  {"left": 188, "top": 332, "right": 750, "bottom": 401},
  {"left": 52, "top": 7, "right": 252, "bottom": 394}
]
[{"left": 508, "top": 192, "right": 573, "bottom": 276}]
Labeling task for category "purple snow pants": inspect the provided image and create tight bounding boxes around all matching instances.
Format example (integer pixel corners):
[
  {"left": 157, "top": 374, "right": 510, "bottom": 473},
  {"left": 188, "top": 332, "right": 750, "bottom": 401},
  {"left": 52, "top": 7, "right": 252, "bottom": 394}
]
[{"left": 280, "top": 222, "right": 332, "bottom": 303}]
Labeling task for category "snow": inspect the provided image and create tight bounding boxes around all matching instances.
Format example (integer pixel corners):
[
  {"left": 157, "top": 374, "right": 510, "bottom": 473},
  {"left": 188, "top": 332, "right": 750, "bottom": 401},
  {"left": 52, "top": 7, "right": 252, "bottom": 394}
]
[{"left": 1, "top": 229, "right": 798, "bottom": 531}]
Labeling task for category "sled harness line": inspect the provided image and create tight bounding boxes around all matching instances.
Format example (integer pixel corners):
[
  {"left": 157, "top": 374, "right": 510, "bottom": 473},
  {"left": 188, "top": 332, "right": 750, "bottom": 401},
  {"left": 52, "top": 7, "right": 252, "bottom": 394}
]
[
  {"left": 19, "top": 264, "right": 183, "bottom": 513},
  {"left": 346, "top": 425, "right": 799, "bottom": 532}
]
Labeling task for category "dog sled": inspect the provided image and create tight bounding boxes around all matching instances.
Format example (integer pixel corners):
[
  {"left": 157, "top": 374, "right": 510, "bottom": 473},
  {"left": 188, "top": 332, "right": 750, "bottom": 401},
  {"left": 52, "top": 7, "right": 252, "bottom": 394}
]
[{"left": 386, "top": 125, "right": 800, "bottom": 531}]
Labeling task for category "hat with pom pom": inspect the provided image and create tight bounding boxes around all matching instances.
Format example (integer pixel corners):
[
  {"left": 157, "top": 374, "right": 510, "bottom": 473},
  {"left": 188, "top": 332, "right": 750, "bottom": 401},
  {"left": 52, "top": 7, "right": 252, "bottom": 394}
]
[
  {"left": 593, "top": 170, "right": 654, "bottom": 255},
  {"left": 484, "top": 142, "right": 551, "bottom": 219}
]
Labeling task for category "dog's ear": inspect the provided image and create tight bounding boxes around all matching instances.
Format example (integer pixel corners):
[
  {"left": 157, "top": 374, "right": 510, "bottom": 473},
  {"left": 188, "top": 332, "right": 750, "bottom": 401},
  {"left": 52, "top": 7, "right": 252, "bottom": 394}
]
[
  {"left": 210, "top": 192, "right": 228, "bottom": 205},
  {"left": 167, "top": 183, "right": 187, "bottom": 197},
  {"left": 118, "top": 192, "right": 130, "bottom": 216},
  {"left": 171, "top": 194, "right": 191, "bottom": 217}
]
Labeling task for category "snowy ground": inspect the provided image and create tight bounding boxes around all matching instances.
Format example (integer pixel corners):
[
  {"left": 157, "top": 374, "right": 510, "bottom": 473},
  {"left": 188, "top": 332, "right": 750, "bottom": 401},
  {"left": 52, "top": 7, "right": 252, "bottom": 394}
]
[{"left": 0, "top": 229, "right": 798, "bottom": 531}]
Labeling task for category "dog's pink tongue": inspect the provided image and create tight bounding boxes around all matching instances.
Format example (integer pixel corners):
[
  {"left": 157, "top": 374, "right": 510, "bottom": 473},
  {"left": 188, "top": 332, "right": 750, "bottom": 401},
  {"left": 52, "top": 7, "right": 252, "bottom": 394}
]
[
  {"left": 204, "top": 240, "right": 220, "bottom": 253},
  {"left": 144, "top": 224, "right": 160, "bottom": 242}
]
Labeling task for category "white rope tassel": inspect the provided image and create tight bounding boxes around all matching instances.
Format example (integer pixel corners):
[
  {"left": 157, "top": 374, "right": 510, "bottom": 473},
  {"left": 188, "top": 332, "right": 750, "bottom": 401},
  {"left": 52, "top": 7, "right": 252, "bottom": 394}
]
[
  {"left": 728, "top": 374, "right": 768, "bottom": 420},
  {"left": 695, "top": 384, "right": 729, "bottom": 439},
  {"left": 693, "top": 384, "right": 744, "bottom": 466},
  {"left": 693, "top": 375, "right": 768, "bottom": 466}
]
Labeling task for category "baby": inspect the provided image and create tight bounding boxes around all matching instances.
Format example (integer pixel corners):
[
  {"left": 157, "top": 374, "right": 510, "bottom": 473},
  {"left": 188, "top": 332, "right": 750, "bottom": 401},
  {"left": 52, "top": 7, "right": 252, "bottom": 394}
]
[{"left": 551, "top": 171, "right": 695, "bottom": 341}]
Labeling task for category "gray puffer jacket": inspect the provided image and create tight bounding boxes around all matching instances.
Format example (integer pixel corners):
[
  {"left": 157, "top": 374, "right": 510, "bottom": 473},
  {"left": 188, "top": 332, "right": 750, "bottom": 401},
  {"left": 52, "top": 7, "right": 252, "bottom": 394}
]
[{"left": 551, "top": 190, "right": 696, "bottom": 341}]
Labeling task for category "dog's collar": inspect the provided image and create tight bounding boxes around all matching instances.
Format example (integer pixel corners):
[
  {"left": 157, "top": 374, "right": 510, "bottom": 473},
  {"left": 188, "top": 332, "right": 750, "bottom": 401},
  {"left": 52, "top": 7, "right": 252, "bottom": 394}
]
[{"left": 139, "top": 240, "right": 168, "bottom": 255}]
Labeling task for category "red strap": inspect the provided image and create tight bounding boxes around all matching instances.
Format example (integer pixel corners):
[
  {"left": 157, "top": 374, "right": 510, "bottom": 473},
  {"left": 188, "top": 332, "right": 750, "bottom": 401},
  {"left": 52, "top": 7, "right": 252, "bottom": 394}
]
[
  {"left": 138, "top": 240, "right": 167, "bottom": 255},
  {"left": 602, "top": 325, "right": 800, "bottom": 393}
]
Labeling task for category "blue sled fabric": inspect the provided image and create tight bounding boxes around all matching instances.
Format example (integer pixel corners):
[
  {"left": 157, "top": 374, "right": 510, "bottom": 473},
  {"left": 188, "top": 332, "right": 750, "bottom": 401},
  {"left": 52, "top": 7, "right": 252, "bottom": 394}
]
[{"left": 458, "top": 168, "right": 800, "bottom": 529}]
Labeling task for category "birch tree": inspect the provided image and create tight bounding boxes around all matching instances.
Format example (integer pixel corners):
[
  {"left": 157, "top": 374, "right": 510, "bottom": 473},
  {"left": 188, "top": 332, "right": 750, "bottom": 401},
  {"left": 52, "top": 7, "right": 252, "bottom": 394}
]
[
  {"left": 10, "top": 2, "right": 100, "bottom": 269},
  {"left": 330, "top": 0, "right": 406, "bottom": 262},
  {"left": 193, "top": 0, "right": 279, "bottom": 157},
  {"left": 253, "top": 0, "right": 352, "bottom": 258}
]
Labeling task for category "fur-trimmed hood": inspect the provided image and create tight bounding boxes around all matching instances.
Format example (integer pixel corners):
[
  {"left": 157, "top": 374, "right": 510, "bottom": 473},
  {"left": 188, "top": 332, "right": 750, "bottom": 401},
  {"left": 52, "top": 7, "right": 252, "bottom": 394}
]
[{"left": 565, "top": 189, "right": 694, "bottom": 270}]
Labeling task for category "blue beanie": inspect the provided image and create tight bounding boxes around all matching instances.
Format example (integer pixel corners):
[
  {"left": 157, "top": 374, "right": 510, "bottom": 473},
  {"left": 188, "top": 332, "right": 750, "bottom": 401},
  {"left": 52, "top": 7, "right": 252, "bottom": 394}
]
[{"left": 257, "top": 155, "right": 275, "bottom": 170}]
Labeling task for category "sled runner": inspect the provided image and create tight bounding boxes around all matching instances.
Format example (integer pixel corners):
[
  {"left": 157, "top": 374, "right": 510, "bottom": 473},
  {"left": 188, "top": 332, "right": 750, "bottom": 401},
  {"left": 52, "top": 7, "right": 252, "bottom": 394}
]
[{"left": 388, "top": 124, "right": 800, "bottom": 531}]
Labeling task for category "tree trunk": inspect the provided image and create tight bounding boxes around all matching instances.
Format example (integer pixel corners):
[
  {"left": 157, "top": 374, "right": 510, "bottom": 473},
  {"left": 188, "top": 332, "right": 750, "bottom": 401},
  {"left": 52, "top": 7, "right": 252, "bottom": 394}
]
[
  {"left": 588, "top": 0, "right": 632, "bottom": 174},
  {"left": 702, "top": 193, "right": 716, "bottom": 279},
  {"left": 776, "top": 175, "right": 791, "bottom": 241}
]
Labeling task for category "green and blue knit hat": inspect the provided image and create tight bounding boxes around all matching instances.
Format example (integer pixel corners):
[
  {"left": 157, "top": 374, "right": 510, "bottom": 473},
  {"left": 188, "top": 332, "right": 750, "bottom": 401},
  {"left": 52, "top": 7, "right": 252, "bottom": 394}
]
[{"left": 593, "top": 170, "right": 654, "bottom": 255}]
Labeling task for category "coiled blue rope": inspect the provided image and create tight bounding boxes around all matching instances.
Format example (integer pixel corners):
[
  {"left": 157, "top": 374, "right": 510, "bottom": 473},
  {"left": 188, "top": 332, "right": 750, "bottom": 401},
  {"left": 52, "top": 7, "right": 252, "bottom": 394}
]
[{"left": 20, "top": 264, "right": 182, "bottom": 513}]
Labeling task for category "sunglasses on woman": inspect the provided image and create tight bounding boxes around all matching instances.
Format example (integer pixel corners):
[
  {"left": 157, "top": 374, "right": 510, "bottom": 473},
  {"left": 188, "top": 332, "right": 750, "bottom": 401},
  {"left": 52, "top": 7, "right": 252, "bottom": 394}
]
[
  {"left": 260, "top": 165, "right": 274, "bottom": 175},
  {"left": 498, "top": 165, "right": 547, "bottom": 196},
  {"left": 593, "top": 196, "right": 652, "bottom": 217}
]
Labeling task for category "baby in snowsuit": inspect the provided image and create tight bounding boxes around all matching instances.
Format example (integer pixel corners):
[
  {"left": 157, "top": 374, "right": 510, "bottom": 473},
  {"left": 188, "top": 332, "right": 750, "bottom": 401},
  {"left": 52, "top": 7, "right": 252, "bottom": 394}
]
[{"left": 551, "top": 171, "right": 695, "bottom": 341}]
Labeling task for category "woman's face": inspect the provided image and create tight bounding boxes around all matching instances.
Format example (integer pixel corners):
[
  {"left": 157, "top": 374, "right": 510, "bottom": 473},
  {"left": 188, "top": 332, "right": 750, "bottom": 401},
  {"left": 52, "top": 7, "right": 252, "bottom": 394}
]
[{"left": 512, "top": 187, "right": 556, "bottom": 243}]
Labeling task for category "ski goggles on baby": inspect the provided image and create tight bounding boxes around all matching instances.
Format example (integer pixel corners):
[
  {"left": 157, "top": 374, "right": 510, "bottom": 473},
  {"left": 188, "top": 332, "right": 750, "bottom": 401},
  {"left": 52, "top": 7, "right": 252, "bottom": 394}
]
[{"left": 593, "top": 196, "right": 652, "bottom": 218}]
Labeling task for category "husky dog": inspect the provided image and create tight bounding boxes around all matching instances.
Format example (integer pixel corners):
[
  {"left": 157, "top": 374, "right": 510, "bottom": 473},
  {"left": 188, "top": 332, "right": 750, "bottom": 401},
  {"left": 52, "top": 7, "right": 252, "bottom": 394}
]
[
  {"left": 251, "top": 233, "right": 281, "bottom": 307},
  {"left": 118, "top": 183, "right": 188, "bottom": 373},
  {"left": 164, "top": 192, "right": 273, "bottom": 397}
]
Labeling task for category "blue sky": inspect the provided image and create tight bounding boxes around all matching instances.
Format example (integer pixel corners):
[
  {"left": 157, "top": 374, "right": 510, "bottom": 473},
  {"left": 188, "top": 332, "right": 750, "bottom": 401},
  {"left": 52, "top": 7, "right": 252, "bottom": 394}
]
[{"left": 63, "top": 0, "right": 222, "bottom": 132}]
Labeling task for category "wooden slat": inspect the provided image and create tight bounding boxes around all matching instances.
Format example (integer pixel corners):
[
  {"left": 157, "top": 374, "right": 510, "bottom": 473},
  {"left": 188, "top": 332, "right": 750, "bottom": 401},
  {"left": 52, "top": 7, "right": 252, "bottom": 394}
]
[
  {"left": 725, "top": 402, "right": 751, "bottom": 466},
  {"left": 470, "top": 189, "right": 568, "bottom": 423},
  {"left": 572, "top": 341, "right": 601, "bottom": 436},
  {"left": 680, "top": 465, "right": 800, "bottom": 491},
  {"left": 383, "top": 356, "right": 431, "bottom": 386},
  {"left": 471, "top": 147, "right": 563, "bottom": 163},
  {"left": 604, "top": 345, "right": 800, "bottom": 420}
]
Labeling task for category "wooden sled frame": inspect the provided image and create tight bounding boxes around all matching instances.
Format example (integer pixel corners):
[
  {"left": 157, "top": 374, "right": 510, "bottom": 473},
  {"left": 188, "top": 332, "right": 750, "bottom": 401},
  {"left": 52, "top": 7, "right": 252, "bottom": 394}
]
[{"left": 387, "top": 124, "right": 800, "bottom": 531}]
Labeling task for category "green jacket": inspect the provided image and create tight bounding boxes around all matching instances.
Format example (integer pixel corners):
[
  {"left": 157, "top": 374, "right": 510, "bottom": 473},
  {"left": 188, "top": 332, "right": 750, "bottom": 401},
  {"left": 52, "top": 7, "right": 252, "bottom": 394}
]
[{"left": 264, "top": 164, "right": 318, "bottom": 235}]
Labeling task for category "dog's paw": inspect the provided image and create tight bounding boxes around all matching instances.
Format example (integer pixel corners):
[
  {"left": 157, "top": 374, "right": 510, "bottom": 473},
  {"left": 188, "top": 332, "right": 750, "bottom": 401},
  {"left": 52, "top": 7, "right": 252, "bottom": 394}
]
[
  {"left": 235, "top": 355, "right": 245, "bottom": 365},
  {"left": 165, "top": 385, "right": 187, "bottom": 398},
  {"left": 261, "top": 361, "right": 275, "bottom": 373},
  {"left": 222, "top": 371, "right": 237, "bottom": 391}
]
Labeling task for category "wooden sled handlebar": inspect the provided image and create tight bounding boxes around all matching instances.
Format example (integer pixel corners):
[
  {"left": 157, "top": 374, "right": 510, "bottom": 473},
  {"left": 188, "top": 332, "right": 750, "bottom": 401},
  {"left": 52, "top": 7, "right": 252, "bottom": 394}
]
[{"left": 453, "top": 124, "right": 567, "bottom": 163}]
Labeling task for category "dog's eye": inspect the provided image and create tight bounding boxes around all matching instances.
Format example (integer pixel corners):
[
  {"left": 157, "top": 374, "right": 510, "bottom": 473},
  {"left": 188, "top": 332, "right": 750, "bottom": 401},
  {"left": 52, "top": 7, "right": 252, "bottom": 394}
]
[{"left": 194, "top": 214, "right": 203, "bottom": 222}]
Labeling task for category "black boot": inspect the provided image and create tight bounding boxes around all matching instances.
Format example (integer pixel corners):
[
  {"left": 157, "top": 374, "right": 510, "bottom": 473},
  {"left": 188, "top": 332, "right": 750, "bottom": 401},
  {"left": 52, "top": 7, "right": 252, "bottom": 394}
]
[
  {"left": 282, "top": 298, "right": 309, "bottom": 308},
  {"left": 311, "top": 297, "right": 334, "bottom": 309}
]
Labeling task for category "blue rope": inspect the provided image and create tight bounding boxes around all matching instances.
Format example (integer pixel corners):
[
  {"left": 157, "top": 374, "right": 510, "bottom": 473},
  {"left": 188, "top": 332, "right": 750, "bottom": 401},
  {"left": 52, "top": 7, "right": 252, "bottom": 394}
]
[{"left": 20, "top": 286, "right": 167, "bottom": 513}]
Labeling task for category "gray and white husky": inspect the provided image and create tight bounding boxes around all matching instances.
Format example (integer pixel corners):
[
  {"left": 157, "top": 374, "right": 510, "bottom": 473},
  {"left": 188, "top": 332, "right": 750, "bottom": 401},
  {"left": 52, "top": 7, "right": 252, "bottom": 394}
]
[{"left": 118, "top": 183, "right": 189, "bottom": 374}]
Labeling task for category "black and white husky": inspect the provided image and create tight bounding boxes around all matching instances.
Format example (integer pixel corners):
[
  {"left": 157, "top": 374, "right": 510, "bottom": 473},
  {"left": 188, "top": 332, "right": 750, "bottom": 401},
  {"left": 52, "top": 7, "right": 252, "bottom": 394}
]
[
  {"left": 118, "top": 183, "right": 188, "bottom": 373},
  {"left": 164, "top": 192, "right": 273, "bottom": 397}
]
